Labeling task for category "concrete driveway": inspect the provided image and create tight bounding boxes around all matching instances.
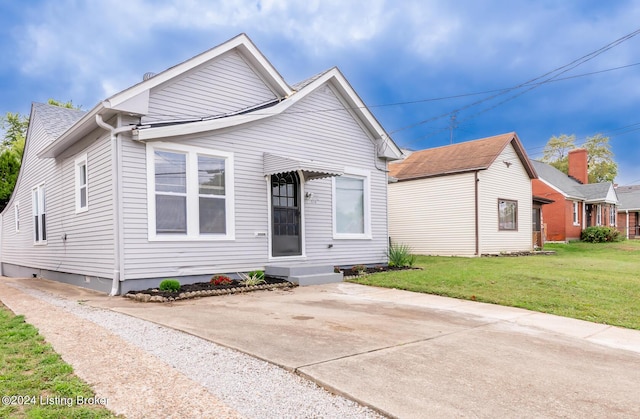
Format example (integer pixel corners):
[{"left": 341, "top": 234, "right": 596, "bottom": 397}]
[{"left": 14, "top": 279, "right": 640, "bottom": 418}]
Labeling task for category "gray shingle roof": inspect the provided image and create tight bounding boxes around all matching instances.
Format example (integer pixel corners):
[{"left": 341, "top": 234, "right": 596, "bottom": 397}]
[
  {"left": 531, "top": 160, "right": 583, "bottom": 198},
  {"left": 616, "top": 186, "right": 640, "bottom": 210},
  {"left": 532, "top": 160, "right": 616, "bottom": 203},
  {"left": 32, "top": 102, "right": 86, "bottom": 140},
  {"left": 291, "top": 68, "right": 334, "bottom": 90}
]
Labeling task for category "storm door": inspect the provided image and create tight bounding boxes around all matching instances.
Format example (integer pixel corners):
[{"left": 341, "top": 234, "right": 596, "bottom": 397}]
[{"left": 271, "top": 172, "right": 302, "bottom": 257}]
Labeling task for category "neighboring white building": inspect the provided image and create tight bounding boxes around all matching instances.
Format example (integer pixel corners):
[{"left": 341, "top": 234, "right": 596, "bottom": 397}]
[
  {"left": 388, "top": 132, "right": 537, "bottom": 256},
  {"left": 0, "top": 34, "right": 402, "bottom": 294}
]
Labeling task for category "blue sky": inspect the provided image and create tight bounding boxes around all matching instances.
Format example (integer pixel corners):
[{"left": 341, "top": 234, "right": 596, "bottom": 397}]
[{"left": 1, "top": 0, "right": 639, "bottom": 184}]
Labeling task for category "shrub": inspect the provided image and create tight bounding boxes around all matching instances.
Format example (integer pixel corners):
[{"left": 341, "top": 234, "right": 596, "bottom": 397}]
[
  {"left": 388, "top": 242, "right": 416, "bottom": 268},
  {"left": 247, "top": 270, "right": 265, "bottom": 280},
  {"left": 580, "top": 226, "right": 623, "bottom": 243},
  {"left": 352, "top": 264, "right": 367, "bottom": 275},
  {"left": 238, "top": 272, "right": 266, "bottom": 286},
  {"left": 159, "top": 279, "right": 180, "bottom": 292},
  {"left": 210, "top": 275, "right": 233, "bottom": 286}
]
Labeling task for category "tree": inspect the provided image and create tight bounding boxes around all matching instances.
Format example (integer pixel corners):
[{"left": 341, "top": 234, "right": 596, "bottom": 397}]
[{"left": 541, "top": 133, "right": 617, "bottom": 183}]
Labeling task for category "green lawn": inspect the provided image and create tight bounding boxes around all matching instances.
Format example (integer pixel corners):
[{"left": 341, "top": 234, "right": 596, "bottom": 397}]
[
  {"left": 351, "top": 241, "right": 640, "bottom": 330},
  {"left": 0, "top": 304, "right": 119, "bottom": 419}
]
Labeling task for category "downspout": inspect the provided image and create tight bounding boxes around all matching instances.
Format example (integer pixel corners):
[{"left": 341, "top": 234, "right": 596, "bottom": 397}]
[
  {"left": 474, "top": 171, "right": 480, "bottom": 256},
  {"left": 96, "top": 114, "right": 131, "bottom": 296}
]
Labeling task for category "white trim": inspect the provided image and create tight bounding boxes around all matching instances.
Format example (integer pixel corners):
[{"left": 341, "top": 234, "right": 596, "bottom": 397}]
[
  {"left": 75, "top": 153, "right": 88, "bottom": 213},
  {"left": 266, "top": 171, "right": 307, "bottom": 260},
  {"left": 146, "top": 142, "right": 235, "bottom": 241},
  {"left": 14, "top": 201, "right": 19, "bottom": 232},
  {"left": 32, "top": 184, "right": 47, "bottom": 245},
  {"left": 332, "top": 167, "right": 372, "bottom": 240},
  {"left": 572, "top": 201, "right": 580, "bottom": 225}
]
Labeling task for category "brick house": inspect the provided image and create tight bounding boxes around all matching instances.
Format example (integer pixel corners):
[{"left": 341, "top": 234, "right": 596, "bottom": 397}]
[
  {"left": 531, "top": 149, "right": 618, "bottom": 242},
  {"left": 615, "top": 185, "right": 640, "bottom": 239}
]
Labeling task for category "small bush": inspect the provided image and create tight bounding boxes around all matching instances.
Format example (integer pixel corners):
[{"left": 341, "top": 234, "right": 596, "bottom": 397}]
[
  {"left": 352, "top": 264, "right": 367, "bottom": 275},
  {"left": 159, "top": 279, "right": 180, "bottom": 292},
  {"left": 210, "top": 275, "right": 233, "bottom": 286},
  {"left": 247, "top": 270, "right": 265, "bottom": 280},
  {"left": 388, "top": 242, "right": 416, "bottom": 268},
  {"left": 580, "top": 226, "right": 623, "bottom": 243},
  {"left": 238, "top": 272, "right": 266, "bottom": 286}
]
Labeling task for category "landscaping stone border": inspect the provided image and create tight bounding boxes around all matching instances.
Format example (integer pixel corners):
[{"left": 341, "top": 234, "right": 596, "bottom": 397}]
[{"left": 125, "top": 282, "right": 295, "bottom": 303}]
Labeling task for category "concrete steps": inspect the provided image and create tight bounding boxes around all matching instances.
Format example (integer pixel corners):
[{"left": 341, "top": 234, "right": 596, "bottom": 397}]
[{"left": 265, "top": 264, "right": 343, "bottom": 286}]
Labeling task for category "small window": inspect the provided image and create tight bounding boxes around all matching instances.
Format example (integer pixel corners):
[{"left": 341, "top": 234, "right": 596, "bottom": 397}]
[
  {"left": 573, "top": 201, "right": 579, "bottom": 225},
  {"left": 32, "top": 184, "right": 47, "bottom": 244},
  {"left": 75, "top": 154, "right": 88, "bottom": 213},
  {"left": 333, "top": 169, "right": 371, "bottom": 239},
  {"left": 609, "top": 205, "right": 616, "bottom": 226},
  {"left": 498, "top": 199, "right": 518, "bottom": 231},
  {"left": 14, "top": 201, "right": 19, "bottom": 232}
]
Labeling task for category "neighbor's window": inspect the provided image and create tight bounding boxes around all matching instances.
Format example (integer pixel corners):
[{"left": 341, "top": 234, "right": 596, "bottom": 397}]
[
  {"left": 609, "top": 205, "right": 616, "bottom": 226},
  {"left": 596, "top": 204, "right": 602, "bottom": 226},
  {"left": 75, "top": 154, "right": 88, "bottom": 213},
  {"left": 147, "top": 142, "right": 234, "bottom": 240},
  {"left": 14, "top": 201, "right": 19, "bottom": 232},
  {"left": 333, "top": 169, "right": 371, "bottom": 239},
  {"left": 573, "top": 201, "right": 579, "bottom": 225},
  {"left": 32, "top": 184, "right": 47, "bottom": 244},
  {"left": 498, "top": 199, "right": 518, "bottom": 230}
]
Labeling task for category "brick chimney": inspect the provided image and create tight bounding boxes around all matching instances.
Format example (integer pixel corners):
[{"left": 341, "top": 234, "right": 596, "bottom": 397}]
[{"left": 568, "top": 148, "right": 588, "bottom": 184}]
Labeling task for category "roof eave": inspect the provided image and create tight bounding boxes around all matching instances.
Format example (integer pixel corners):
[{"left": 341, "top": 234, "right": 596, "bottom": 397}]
[{"left": 37, "top": 104, "right": 106, "bottom": 158}]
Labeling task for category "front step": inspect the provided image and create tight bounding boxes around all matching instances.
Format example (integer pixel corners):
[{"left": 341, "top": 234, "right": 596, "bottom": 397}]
[{"left": 265, "top": 264, "right": 343, "bottom": 286}]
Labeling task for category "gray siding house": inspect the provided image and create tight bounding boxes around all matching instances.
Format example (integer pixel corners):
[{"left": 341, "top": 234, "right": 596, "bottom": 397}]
[{"left": 0, "top": 34, "right": 402, "bottom": 294}]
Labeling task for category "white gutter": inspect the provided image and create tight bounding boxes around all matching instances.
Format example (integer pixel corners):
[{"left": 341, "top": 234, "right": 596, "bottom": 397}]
[{"left": 96, "top": 114, "right": 133, "bottom": 296}]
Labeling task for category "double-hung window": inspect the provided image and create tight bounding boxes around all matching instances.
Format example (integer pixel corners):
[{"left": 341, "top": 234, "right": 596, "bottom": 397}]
[
  {"left": 572, "top": 201, "right": 579, "bottom": 225},
  {"left": 596, "top": 204, "right": 602, "bottom": 226},
  {"left": 147, "top": 142, "right": 234, "bottom": 240},
  {"left": 75, "top": 154, "right": 88, "bottom": 213},
  {"left": 333, "top": 168, "right": 371, "bottom": 239},
  {"left": 498, "top": 199, "right": 518, "bottom": 230},
  {"left": 609, "top": 205, "right": 616, "bottom": 226},
  {"left": 32, "top": 184, "right": 47, "bottom": 244}
]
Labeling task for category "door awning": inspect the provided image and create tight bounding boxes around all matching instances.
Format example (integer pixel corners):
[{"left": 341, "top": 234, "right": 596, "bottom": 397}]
[{"left": 263, "top": 153, "right": 344, "bottom": 181}]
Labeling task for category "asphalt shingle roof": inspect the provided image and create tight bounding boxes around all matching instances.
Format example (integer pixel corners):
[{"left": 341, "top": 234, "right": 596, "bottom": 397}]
[
  {"left": 616, "top": 186, "right": 640, "bottom": 210},
  {"left": 389, "top": 132, "right": 535, "bottom": 180},
  {"left": 532, "top": 160, "right": 616, "bottom": 203},
  {"left": 32, "top": 102, "right": 86, "bottom": 140}
]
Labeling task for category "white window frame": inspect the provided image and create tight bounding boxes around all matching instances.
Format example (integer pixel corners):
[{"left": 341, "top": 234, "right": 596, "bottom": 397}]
[
  {"left": 146, "top": 142, "right": 235, "bottom": 241},
  {"left": 572, "top": 201, "right": 580, "bottom": 225},
  {"left": 14, "top": 201, "right": 19, "bottom": 232},
  {"left": 75, "top": 153, "right": 88, "bottom": 213},
  {"left": 596, "top": 204, "right": 602, "bottom": 226},
  {"left": 332, "top": 168, "right": 371, "bottom": 240},
  {"left": 609, "top": 205, "right": 616, "bottom": 226},
  {"left": 32, "top": 184, "right": 47, "bottom": 245}
]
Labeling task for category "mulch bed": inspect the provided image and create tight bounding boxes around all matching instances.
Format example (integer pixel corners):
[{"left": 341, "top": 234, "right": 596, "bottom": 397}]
[
  {"left": 339, "top": 265, "right": 421, "bottom": 278},
  {"left": 125, "top": 277, "right": 294, "bottom": 303}
]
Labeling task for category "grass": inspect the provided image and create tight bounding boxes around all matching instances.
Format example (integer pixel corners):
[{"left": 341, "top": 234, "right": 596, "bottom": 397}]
[
  {"left": 0, "top": 303, "right": 119, "bottom": 418},
  {"left": 351, "top": 241, "right": 640, "bottom": 330}
]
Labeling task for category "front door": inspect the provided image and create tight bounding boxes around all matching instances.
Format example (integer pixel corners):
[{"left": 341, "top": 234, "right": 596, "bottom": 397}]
[{"left": 271, "top": 172, "right": 302, "bottom": 257}]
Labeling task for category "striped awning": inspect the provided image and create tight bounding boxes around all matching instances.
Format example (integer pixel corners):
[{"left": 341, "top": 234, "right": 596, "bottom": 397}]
[{"left": 263, "top": 153, "right": 344, "bottom": 181}]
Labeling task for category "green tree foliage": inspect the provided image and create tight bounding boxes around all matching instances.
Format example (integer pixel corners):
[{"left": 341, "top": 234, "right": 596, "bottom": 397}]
[{"left": 541, "top": 133, "right": 617, "bottom": 183}]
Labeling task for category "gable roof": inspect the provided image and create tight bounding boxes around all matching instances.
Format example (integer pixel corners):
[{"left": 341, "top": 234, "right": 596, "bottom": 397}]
[
  {"left": 32, "top": 102, "right": 86, "bottom": 140},
  {"left": 616, "top": 185, "right": 640, "bottom": 211},
  {"left": 389, "top": 132, "right": 536, "bottom": 181},
  {"left": 532, "top": 160, "right": 618, "bottom": 204},
  {"left": 39, "top": 33, "right": 402, "bottom": 161}
]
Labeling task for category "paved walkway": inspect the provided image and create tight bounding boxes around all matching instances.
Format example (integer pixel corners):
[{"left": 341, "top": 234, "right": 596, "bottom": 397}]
[{"left": 3, "top": 276, "right": 640, "bottom": 418}]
